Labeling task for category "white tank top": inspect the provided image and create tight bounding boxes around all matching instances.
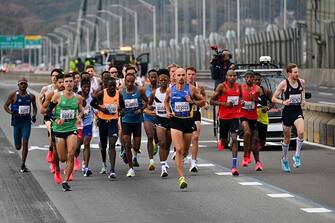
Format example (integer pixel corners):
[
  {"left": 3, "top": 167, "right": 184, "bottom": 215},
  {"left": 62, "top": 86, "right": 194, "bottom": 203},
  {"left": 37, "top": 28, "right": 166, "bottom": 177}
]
[{"left": 154, "top": 87, "right": 167, "bottom": 118}]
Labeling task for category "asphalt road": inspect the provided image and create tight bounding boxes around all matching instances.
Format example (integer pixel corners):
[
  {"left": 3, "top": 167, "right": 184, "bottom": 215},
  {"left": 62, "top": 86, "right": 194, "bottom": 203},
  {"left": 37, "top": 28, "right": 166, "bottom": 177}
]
[{"left": 0, "top": 81, "right": 334, "bottom": 223}]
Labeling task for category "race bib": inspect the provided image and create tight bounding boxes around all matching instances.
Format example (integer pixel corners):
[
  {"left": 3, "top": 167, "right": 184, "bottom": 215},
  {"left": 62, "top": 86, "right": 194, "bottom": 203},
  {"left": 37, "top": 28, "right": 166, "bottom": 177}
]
[
  {"left": 243, "top": 101, "right": 255, "bottom": 111},
  {"left": 60, "top": 109, "right": 75, "bottom": 120},
  {"left": 289, "top": 94, "right": 301, "bottom": 105},
  {"left": 125, "top": 99, "right": 139, "bottom": 109},
  {"left": 227, "top": 96, "right": 239, "bottom": 106},
  {"left": 174, "top": 102, "right": 190, "bottom": 112},
  {"left": 83, "top": 106, "right": 91, "bottom": 115},
  {"left": 155, "top": 103, "right": 166, "bottom": 114},
  {"left": 18, "top": 106, "right": 30, "bottom": 115},
  {"left": 105, "top": 104, "right": 118, "bottom": 114}
]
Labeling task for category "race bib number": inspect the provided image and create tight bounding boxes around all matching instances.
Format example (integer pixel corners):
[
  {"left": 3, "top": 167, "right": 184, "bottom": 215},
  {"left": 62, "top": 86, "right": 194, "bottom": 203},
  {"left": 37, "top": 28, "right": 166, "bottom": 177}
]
[
  {"left": 83, "top": 106, "right": 91, "bottom": 115},
  {"left": 105, "top": 104, "right": 118, "bottom": 114},
  {"left": 174, "top": 102, "right": 190, "bottom": 112},
  {"left": 155, "top": 103, "right": 166, "bottom": 114},
  {"left": 227, "top": 96, "right": 239, "bottom": 106},
  {"left": 18, "top": 106, "right": 30, "bottom": 115},
  {"left": 243, "top": 101, "right": 255, "bottom": 111},
  {"left": 125, "top": 99, "right": 138, "bottom": 109},
  {"left": 60, "top": 109, "right": 75, "bottom": 120},
  {"left": 289, "top": 94, "right": 301, "bottom": 105}
]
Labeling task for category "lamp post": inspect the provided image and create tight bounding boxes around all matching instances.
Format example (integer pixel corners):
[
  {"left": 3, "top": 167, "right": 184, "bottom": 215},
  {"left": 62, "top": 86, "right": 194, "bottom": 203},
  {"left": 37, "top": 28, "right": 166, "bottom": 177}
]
[
  {"left": 54, "top": 29, "right": 71, "bottom": 71},
  {"left": 98, "top": 10, "right": 123, "bottom": 48},
  {"left": 78, "top": 18, "right": 99, "bottom": 52},
  {"left": 87, "top": 14, "right": 110, "bottom": 49},
  {"left": 46, "top": 33, "right": 64, "bottom": 67},
  {"left": 137, "top": 0, "right": 156, "bottom": 48},
  {"left": 108, "top": 4, "right": 138, "bottom": 48},
  {"left": 42, "top": 36, "right": 53, "bottom": 69}
]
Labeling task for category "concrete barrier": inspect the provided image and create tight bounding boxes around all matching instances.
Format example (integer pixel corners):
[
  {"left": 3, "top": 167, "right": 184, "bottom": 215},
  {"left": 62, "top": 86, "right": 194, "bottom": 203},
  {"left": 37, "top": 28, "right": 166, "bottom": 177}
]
[{"left": 296, "top": 69, "right": 335, "bottom": 88}]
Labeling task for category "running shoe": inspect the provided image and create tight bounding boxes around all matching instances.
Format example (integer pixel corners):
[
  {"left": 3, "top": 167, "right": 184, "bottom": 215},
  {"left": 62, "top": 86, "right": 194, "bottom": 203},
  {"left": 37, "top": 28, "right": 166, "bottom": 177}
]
[
  {"left": 189, "top": 164, "right": 198, "bottom": 173},
  {"left": 161, "top": 166, "right": 168, "bottom": 178},
  {"left": 153, "top": 143, "right": 158, "bottom": 156},
  {"left": 120, "top": 146, "right": 128, "bottom": 164},
  {"left": 100, "top": 164, "right": 107, "bottom": 174},
  {"left": 255, "top": 161, "right": 263, "bottom": 171},
  {"left": 231, "top": 167, "right": 239, "bottom": 176},
  {"left": 20, "top": 164, "right": 30, "bottom": 173},
  {"left": 54, "top": 170, "right": 62, "bottom": 184},
  {"left": 84, "top": 167, "right": 92, "bottom": 177},
  {"left": 171, "top": 151, "right": 176, "bottom": 160},
  {"left": 292, "top": 155, "right": 301, "bottom": 168},
  {"left": 46, "top": 151, "right": 54, "bottom": 163},
  {"left": 68, "top": 171, "right": 75, "bottom": 181},
  {"left": 183, "top": 156, "right": 190, "bottom": 164},
  {"left": 108, "top": 171, "right": 116, "bottom": 179},
  {"left": 148, "top": 159, "right": 155, "bottom": 171},
  {"left": 241, "top": 156, "right": 249, "bottom": 167},
  {"left": 132, "top": 157, "right": 140, "bottom": 167},
  {"left": 247, "top": 154, "right": 253, "bottom": 164},
  {"left": 74, "top": 158, "right": 80, "bottom": 171},
  {"left": 81, "top": 161, "right": 86, "bottom": 172},
  {"left": 165, "top": 162, "right": 170, "bottom": 169},
  {"left": 126, "top": 168, "right": 135, "bottom": 177},
  {"left": 178, "top": 176, "right": 188, "bottom": 189},
  {"left": 50, "top": 163, "right": 56, "bottom": 174},
  {"left": 281, "top": 159, "right": 291, "bottom": 172},
  {"left": 217, "top": 140, "right": 224, "bottom": 151},
  {"left": 62, "top": 182, "right": 72, "bottom": 192}
]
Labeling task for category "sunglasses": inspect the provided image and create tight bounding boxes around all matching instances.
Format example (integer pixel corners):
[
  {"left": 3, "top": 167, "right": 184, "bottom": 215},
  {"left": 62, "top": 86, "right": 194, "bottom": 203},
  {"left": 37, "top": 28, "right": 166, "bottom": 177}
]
[
  {"left": 110, "top": 71, "right": 118, "bottom": 74},
  {"left": 19, "top": 82, "right": 28, "bottom": 85}
]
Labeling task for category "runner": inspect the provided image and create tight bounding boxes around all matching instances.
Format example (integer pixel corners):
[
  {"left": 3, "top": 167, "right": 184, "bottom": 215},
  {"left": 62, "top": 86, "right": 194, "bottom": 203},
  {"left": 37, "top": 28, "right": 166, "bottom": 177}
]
[
  {"left": 253, "top": 72, "right": 273, "bottom": 171},
  {"left": 46, "top": 73, "right": 83, "bottom": 191},
  {"left": 3, "top": 78, "right": 37, "bottom": 172},
  {"left": 272, "top": 63, "right": 305, "bottom": 172},
  {"left": 210, "top": 70, "right": 241, "bottom": 176},
  {"left": 72, "top": 71, "right": 81, "bottom": 93},
  {"left": 91, "top": 77, "right": 125, "bottom": 178},
  {"left": 186, "top": 67, "right": 208, "bottom": 172},
  {"left": 38, "top": 69, "right": 63, "bottom": 164},
  {"left": 41, "top": 74, "right": 64, "bottom": 183},
  {"left": 149, "top": 68, "right": 171, "bottom": 177},
  {"left": 143, "top": 69, "right": 159, "bottom": 171},
  {"left": 121, "top": 67, "right": 148, "bottom": 177},
  {"left": 86, "top": 65, "right": 100, "bottom": 94},
  {"left": 240, "top": 70, "right": 263, "bottom": 167},
  {"left": 76, "top": 78, "right": 94, "bottom": 176},
  {"left": 165, "top": 68, "right": 205, "bottom": 189}
]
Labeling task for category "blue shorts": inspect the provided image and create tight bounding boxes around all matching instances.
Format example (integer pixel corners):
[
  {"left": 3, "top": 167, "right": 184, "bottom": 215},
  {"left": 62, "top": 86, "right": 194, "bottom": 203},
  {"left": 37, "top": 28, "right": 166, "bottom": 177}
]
[
  {"left": 143, "top": 114, "right": 156, "bottom": 123},
  {"left": 13, "top": 123, "right": 31, "bottom": 147},
  {"left": 83, "top": 124, "right": 93, "bottom": 138}
]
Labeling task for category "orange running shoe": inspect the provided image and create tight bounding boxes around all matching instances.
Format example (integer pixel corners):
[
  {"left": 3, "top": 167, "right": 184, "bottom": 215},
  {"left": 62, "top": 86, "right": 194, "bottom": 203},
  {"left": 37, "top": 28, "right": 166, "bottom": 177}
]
[
  {"left": 50, "top": 163, "right": 56, "bottom": 174},
  {"left": 255, "top": 161, "right": 263, "bottom": 171},
  {"left": 68, "top": 171, "right": 75, "bottom": 181},
  {"left": 46, "top": 151, "right": 54, "bottom": 163},
  {"left": 54, "top": 170, "right": 62, "bottom": 185},
  {"left": 231, "top": 167, "right": 239, "bottom": 176},
  {"left": 247, "top": 153, "right": 253, "bottom": 164},
  {"left": 217, "top": 140, "right": 224, "bottom": 151},
  {"left": 242, "top": 156, "right": 249, "bottom": 167},
  {"left": 74, "top": 158, "right": 80, "bottom": 171}
]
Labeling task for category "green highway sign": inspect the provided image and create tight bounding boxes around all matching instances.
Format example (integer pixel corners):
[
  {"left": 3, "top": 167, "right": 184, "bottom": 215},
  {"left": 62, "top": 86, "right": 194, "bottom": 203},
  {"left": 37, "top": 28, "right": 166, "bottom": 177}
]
[
  {"left": 0, "top": 35, "right": 41, "bottom": 49},
  {"left": 25, "top": 35, "right": 42, "bottom": 49}
]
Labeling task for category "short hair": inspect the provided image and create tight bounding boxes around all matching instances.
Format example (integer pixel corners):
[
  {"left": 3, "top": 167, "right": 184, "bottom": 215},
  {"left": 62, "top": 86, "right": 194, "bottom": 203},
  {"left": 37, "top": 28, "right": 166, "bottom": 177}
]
[
  {"left": 244, "top": 69, "right": 254, "bottom": 76},
  {"left": 125, "top": 66, "right": 137, "bottom": 74},
  {"left": 81, "top": 78, "right": 90, "bottom": 87},
  {"left": 157, "top": 68, "right": 169, "bottom": 77},
  {"left": 56, "top": 73, "right": 64, "bottom": 81},
  {"left": 108, "top": 65, "right": 118, "bottom": 71},
  {"left": 254, "top": 72, "right": 261, "bottom": 77},
  {"left": 80, "top": 72, "right": 90, "bottom": 79},
  {"left": 167, "top": 63, "right": 180, "bottom": 71},
  {"left": 50, "top": 68, "right": 64, "bottom": 76},
  {"left": 286, "top": 63, "right": 297, "bottom": 73},
  {"left": 186, "top": 67, "right": 197, "bottom": 73},
  {"left": 64, "top": 73, "right": 73, "bottom": 79},
  {"left": 85, "top": 65, "right": 94, "bottom": 70},
  {"left": 148, "top": 69, "right": 157, "bottom": 74},
  {"left": 101, "top": 71, "right": 110, "bottom": 79}
]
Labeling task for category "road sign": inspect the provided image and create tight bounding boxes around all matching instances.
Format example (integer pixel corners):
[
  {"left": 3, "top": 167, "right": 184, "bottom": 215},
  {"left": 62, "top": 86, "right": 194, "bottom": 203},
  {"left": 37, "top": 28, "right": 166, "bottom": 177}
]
[
  {"left": 0, "top": 35, "right": 25, "bottom": 49},
  {"left": 25, "top": 35, "right": 42, "bottom": 49}
]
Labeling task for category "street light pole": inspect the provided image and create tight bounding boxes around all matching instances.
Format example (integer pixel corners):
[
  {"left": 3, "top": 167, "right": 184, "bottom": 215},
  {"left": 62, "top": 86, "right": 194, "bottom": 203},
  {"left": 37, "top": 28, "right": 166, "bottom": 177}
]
[
  {"left": 108, "top": 4, "right": 138, "bottom": 48},
  {"left": 78, "top": 18, "right": 99, "bottom": 52},
  {"left": 202, "top": 0, "right": 206, "bottom": 39},
  {"left": 46, "top": 33, "right": 64, "bottom": 67},
  {"left": 174, "top": 0, "right": 178, "bottom": 42},
  {"left": 98, "top": 10, "right": 123, "bottom": 48},
  {"left": 87, "top": 14, "right": 110, "bottom": 49},
  {"left": 283, "top": 0, "right": 287, "bottom": 29},
  {"left": 237, "top": 0, "right": 241, "bottom": 62},
  {"left": 54, "top": 29, "right": 71, "bottom": 71},
  {"left": 137, "top": 0, "right": 156, "bottom": 47}
]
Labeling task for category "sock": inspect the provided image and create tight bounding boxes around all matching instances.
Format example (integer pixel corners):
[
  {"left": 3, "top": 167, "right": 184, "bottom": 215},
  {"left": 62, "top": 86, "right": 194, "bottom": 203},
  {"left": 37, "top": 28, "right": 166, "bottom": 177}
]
[
  {"left": 281, "top": 143, "right": 289, "bottom": 161},
  {"left": 191, "top": 159, "right": 196, "bottom": 166},
  {"left": 295, "top": 138, "right": 304, "bottom": 157},
  {"left": 133, "top": 153, "right": 137, "bottom": 159},
  {"left": 102, "top": 162, "right": 106, "bottom": 167},
  {"left": 232, "top": 156, "right": 237, "bottom": 168},
  {"left": 160, "top": 161, "right": 165, "bottom": 166}
]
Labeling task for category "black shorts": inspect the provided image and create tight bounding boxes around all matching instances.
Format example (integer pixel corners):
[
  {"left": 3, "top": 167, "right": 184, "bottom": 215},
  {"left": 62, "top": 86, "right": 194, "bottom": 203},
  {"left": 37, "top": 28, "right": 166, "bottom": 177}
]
[
  {"left": 169, "top": 117, "right": 196, "bottom": 134},
  {"left": 282, "top": 109, "right": 304, "bottom": 127},
  {"left": 240, "top": 117, "right": 257, "bottom": 130},
  {"left": 98, "top": 119, "right": 118, "bottom": 138},
  {"left": 122, "top": 122, "right": 142, "bottom": 137},
  {"left": 257, "top": 122, "right": 268, "bottom": 141},
  {"left": 53, "top": 130, "right": 78, "bottom": 139},
  {"left": 193, "top": 111, "right": 201, "bottom": 122},
  {"left": 155, "top": 116, "right": 170, "bottom": 130},
  {"left": 219, "top": 118, "right": 239, "bottom": 139}
]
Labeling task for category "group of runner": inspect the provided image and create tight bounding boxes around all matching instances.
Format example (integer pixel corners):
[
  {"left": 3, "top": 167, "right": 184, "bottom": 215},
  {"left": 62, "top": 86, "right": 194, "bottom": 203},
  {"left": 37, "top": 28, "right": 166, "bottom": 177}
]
[{"left": 3, "top": 62, "right": 306, "bottom": 191}]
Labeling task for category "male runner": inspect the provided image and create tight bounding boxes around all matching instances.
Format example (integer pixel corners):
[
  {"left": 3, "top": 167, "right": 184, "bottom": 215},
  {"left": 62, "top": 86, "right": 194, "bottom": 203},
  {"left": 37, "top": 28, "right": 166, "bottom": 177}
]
[
  {"left": 4, "top": 78, "right": 37, "bottom": 172},
  {"left": 272, "top": 63, "right": 305, "bottom": 172}
]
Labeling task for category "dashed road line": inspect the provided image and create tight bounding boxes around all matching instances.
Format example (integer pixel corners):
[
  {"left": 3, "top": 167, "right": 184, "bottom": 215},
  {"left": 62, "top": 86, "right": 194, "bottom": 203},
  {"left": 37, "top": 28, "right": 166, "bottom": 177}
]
[
  {"left": 239, "top": 182, "right": 263, "bottom": 186},
  {"left": 300, "top": 208, "right": 332, "bottom": 213},
  {"left": 267, "top": 193, "right": 294, "bottom": 198},
  {"left": 215, "top": 172, "right": 232, "bottom": 176}
]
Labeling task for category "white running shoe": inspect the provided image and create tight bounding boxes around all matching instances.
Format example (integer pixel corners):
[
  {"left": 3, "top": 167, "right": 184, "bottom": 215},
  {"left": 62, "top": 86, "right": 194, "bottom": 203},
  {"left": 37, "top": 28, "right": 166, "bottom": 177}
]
[
  {"left": 160, "top": 166, "right": 168, "bottom": 178},
  {"left": 189, "top": 163, "right": 198, "bottom": 172},
  {"left": 126, "top": 168, "right": 135, "bottom": 177},
  {"left": 100, "top": 164, "right": 107, "bottom": 174}
]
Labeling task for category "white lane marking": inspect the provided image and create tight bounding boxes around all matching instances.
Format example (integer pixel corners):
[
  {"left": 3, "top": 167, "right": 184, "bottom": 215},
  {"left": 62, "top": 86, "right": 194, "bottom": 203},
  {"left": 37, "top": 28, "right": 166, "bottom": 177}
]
[
  {"left": 197, "top": 163, "right": 215, "bottom": 167},
  {"left": 319, "top": 86, "right": 329, "bottom": 89},
  {"left": 32, "top": 124, "right": 46, "bottom": 129},
  {"left": 239, "top": 182, "right": 263, "bottom": 186},
  {"left": 200, "top": 120, "right": 212, "bottom": 125},
  {"left": 215, "top": 172, "right": 232, "bottom": 176},
  {"left": 319, "top": 101, "right": 335, "bottom": 105},
  {"left": 301, "top": 208, "right": 332, "bottom": 213},
  {"left": 267, "top": 193, "right": 295, "bottom": 198},
  {"left": 8, "top": 150, "right": 15, "bottom": 154},
  {"left": 304, "top": 141, "right": 335, "bottom": 151},
  {"left": 201, "top": 117, "right": 214, "bottom": 123},
  {"left": 319, "top": 92, "right": 333, "bottom": 96},
  {"left": 29, "top": 146, "right": 48, "bottom": 151}
]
